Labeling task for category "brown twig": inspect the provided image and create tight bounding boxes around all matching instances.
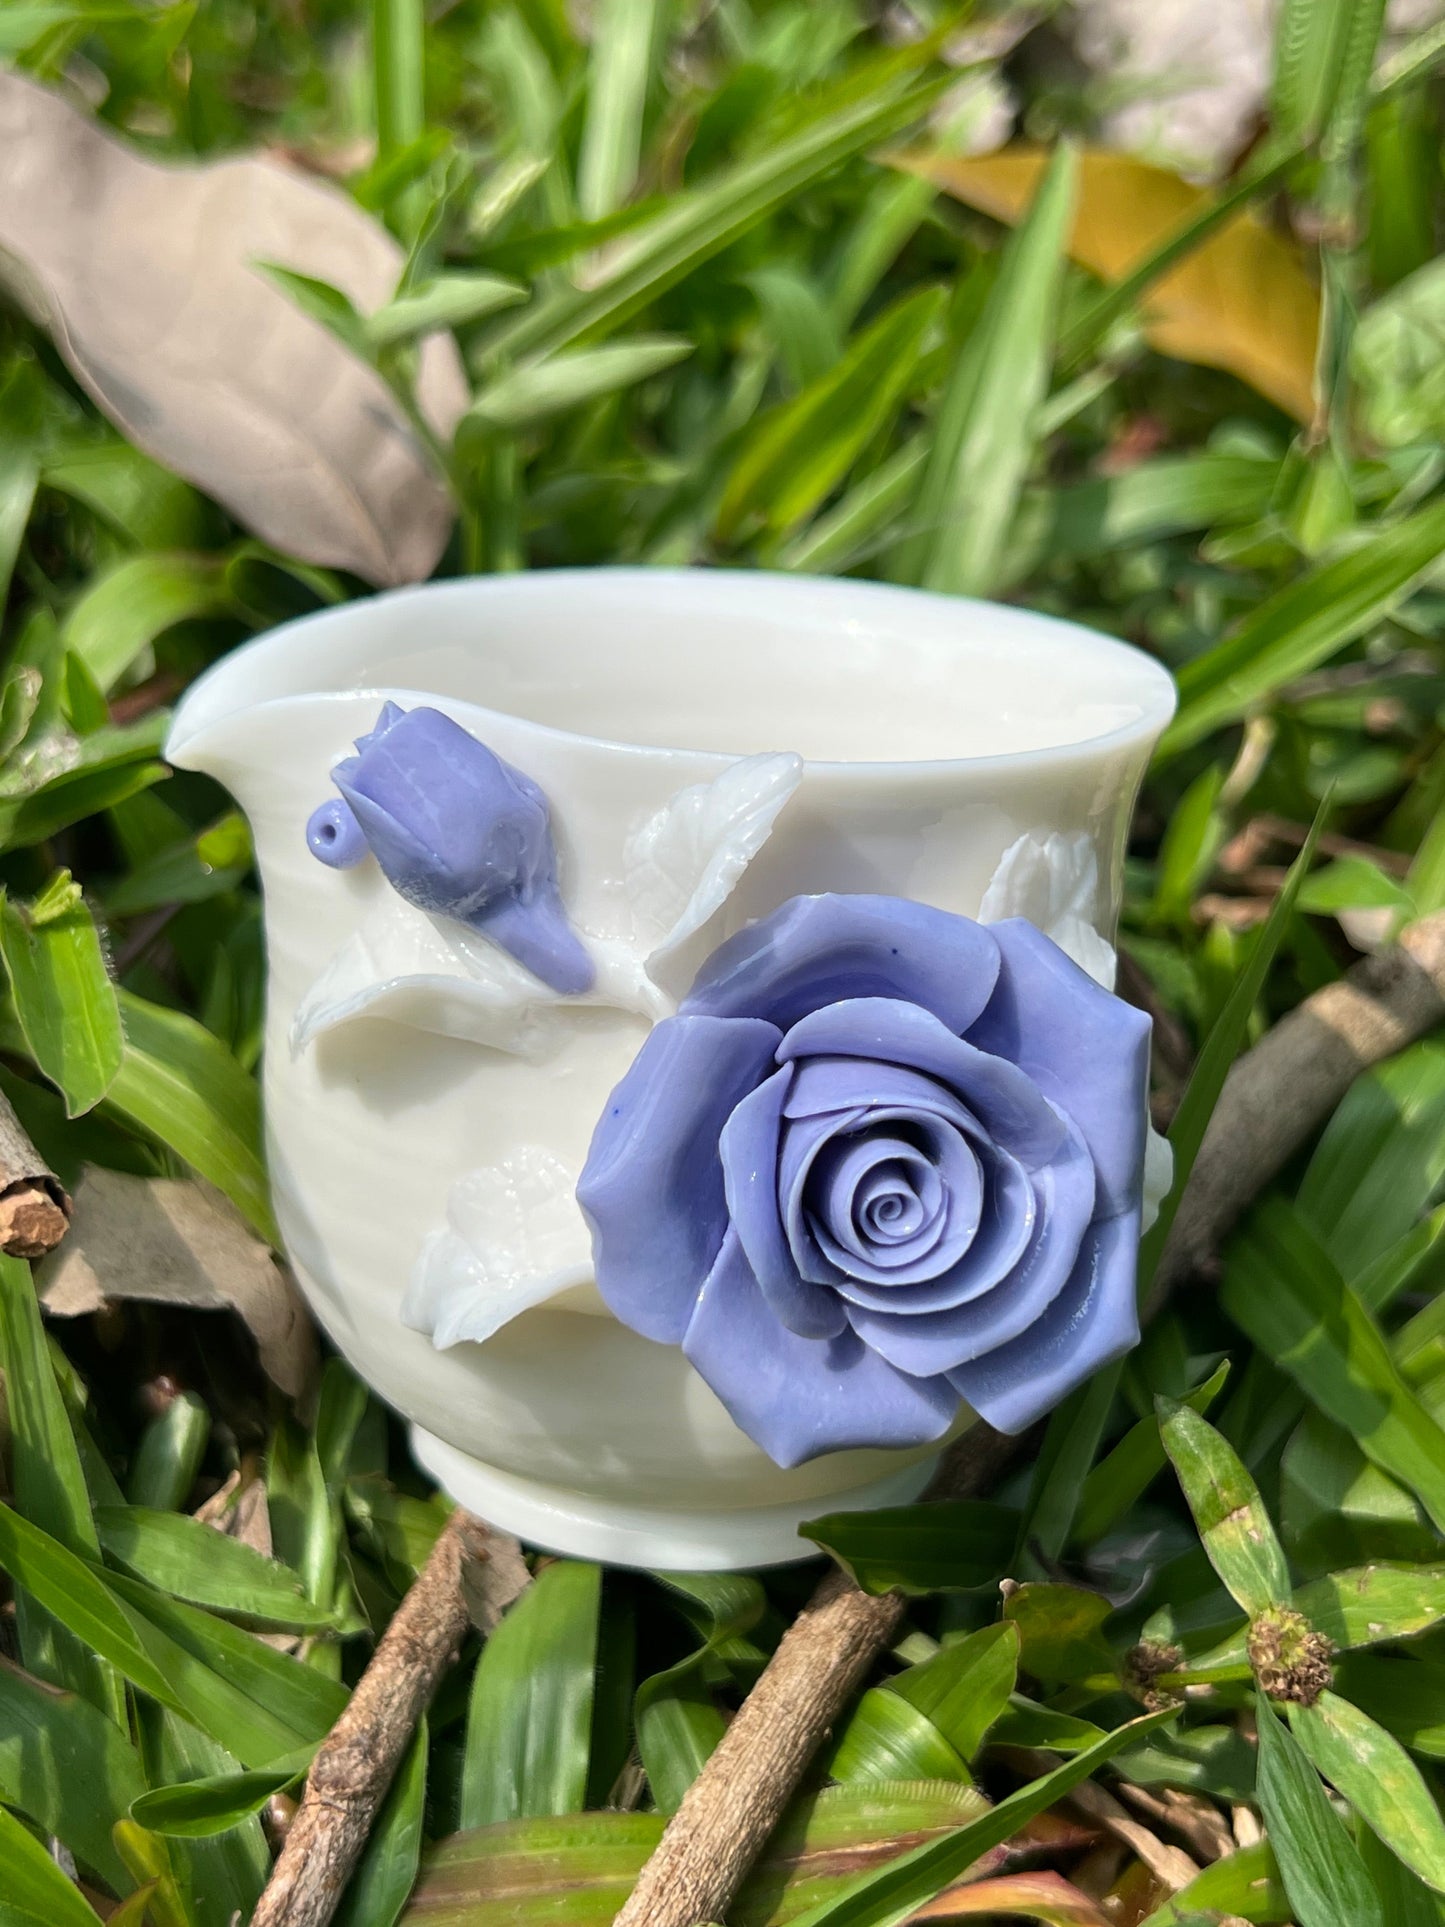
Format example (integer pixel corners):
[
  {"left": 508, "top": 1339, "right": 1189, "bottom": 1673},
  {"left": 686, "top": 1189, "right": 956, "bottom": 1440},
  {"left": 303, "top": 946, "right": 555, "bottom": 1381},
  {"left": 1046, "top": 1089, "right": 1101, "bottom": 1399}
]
[
  {"left": 251, "top": 1510, "right": 502, "bottom": 1927},
  {"left": 611, "top": 1428, "right": 1018, "bottom": 1927},
  {"left": 0, "top": 1087, "right": 68, "bottom": 1258},
  {"left": 1146, "top": 905, "right": 1445, "bottom": 1313},
  {"left": 614, "top": 905, "right": 1445, "bottom": 1927}
]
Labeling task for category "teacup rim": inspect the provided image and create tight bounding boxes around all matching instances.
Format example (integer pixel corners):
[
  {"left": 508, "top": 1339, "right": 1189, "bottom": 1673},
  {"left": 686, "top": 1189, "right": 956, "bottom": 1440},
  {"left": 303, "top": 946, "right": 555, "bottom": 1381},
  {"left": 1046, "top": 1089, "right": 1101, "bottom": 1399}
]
[{"left": 168, "top": 565, "right": 1179, "bottom": 777}]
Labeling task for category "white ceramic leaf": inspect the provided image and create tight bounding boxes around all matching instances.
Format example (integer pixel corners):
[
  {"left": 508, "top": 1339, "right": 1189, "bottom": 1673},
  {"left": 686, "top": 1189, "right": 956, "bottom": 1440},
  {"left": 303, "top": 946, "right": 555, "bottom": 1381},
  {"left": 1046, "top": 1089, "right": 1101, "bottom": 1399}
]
[
  {"left": 288, "top": 894, "right": 671, "bottom": 1059},
  {"left": 290, "top": 898, "right": 568, "bottom": 1059},
  {"left": 403, "top": 1148, "right": 595, "bottom": 1349},
  {"left": 627, "top": 751, "right": 803, "bottom": 996},
  {"left": 979, "top": 828, "right": 1117, "bottom": 988},
  {"left": 1142, "top": 1123, "right": 1173, "bottom": 1234}
]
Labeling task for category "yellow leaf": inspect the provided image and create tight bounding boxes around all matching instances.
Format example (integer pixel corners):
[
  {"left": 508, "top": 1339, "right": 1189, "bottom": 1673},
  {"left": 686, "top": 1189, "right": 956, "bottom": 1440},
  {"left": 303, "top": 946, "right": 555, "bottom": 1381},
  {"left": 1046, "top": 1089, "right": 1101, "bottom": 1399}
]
[{"left": 899, "top": 146, "right": 1320, "bottom": 422}]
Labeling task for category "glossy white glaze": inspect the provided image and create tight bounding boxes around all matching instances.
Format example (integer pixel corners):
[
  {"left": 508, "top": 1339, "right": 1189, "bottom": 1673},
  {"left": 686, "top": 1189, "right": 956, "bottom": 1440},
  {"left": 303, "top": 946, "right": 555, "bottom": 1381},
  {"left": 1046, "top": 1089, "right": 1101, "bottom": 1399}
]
[{"left": 167, "top": 569, "right": 1176, "bottom": 1567}]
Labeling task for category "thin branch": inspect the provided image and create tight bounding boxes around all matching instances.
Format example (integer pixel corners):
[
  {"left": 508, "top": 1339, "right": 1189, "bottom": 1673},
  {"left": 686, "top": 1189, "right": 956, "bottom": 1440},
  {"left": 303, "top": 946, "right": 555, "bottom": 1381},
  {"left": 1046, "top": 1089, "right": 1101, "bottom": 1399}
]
[
  {"left": 611, "top": 1429, "right": 1018, "bottom": 1927},
  {"left": 0, "top": 1087, "right": 68, "bottom": 1258},
  {"left": 251, "top": 1510, "right": 519, "bottom": 1927},
  {"left": 614, "top": 905, "right": 1445, "bottom": 1927},
  {"left": 1145, "top": 906, "right": 1445, "bottom": 1313}
]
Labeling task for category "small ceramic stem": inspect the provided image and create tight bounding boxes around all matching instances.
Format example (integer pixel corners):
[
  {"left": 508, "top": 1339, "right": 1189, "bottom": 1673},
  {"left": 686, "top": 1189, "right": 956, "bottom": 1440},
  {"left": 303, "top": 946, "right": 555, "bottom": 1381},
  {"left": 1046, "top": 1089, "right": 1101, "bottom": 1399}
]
[
  {"left": 0, "top": 1089, "right": 69, "bottom": 1258},
  {"left": 613, "top": 905, "right": 1445, "bottom": 1927},
  {"left": 251, "top": 1510, "right": 493, "bottom": 1927}
]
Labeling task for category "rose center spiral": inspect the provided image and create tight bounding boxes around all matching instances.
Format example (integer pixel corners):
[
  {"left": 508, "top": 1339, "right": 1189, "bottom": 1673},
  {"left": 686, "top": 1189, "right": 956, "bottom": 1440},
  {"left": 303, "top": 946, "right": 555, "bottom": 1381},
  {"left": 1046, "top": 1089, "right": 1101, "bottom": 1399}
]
[{"left": 798, "top": 1113, "right": 984, "bottom": 1283}]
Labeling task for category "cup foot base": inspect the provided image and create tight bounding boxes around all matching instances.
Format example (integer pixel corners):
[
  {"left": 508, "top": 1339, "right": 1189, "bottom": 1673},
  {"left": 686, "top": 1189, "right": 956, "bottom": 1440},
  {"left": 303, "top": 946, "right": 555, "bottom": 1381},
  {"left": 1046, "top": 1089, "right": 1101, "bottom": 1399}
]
[{"left": 408, "top": 1426, "right": 937, "bottom": 1569}]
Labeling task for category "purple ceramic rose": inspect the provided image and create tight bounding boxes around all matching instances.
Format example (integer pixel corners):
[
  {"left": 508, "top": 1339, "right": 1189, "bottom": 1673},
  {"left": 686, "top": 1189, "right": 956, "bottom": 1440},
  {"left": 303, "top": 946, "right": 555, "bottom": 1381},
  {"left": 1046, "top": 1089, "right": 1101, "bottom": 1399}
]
[
  {"left": 576, "top": 894, "right": 1151, "bottom": 1468},
  {"left": 306, "top": 703, "right": 593, "bottom": 995}
]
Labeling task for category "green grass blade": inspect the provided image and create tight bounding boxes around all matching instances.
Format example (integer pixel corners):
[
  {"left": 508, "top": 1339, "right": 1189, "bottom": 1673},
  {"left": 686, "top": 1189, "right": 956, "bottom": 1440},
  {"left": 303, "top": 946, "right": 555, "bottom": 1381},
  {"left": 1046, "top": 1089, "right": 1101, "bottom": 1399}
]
[
  {"left": 1291, "top": 1691, "right": 1445, "bottom": 1894},
  {"left": 897, "top": 140, "right": 1077, "bottom": 596},
  {"left": 488, "top": 69, "right": 952, "bottom": 362},
  {"left": 1157, "top": 496, "right": 1445, "bottom": 762},
  {"left": 783, "top": 1709, "right": 1177, "bottom": 1927},
  {"left": 576, "top": 0, "right": 659, "bottom": 221},
  {"left": 800, "top": 1499, "right": 1019, "bottom": 1595},
  {"left": 0, "top": 1504, "right": 320, "bottom": 1767},
  {"left": 635, "top": 1573, "right": 764, "bottom": 1815},
  {"left": 0, "top": 1802, "right": 105, "bottom": 1927},
  {"left": 718, "top": 286, "right": 942, "bottom": 543},
  {"left": 0, "top": 1252, "right": 123, "bottom": 1722},
  {"left": 1222, "top": 1199, "right": 1445, "bottom": 1534},
  {"left": 1158, "top": 1399, "right": 1292, "bottom": 1616},
  {"left": 0, "top": 874, "right": 123, "bottom": 1117},
  {"left": 1076, "top": 1362, "right": 1231, "bottom": 1547},
  {"left": 364, "top": 273, "right": 527, "bottom": 348},
  {"left": 129, "top": 1757, "right": 311, "bottom": 1839},
  {"left": 105, "top": 989, "right": 276, "bottom": 1243},
  {"left": 125, "top": 1393, "right": 210, "bottom": 1514},
  {"left": 373, "top": 0, "right": 425, "bottom": 167},
  {"left": 1139, "top": 799, "right": 1327, "bottom": 1293},
  {"left": 62, "top": 552, "right": 233, "bottom": 695},
  {"left": 460, "top": 1561, "right": 600, "bottom": 1828},
  {"left": 1255, "top": 1689, "right": 1384, "bottom": 1927},
  {"left": 887, "top": 1622, "right": 1018, "bottom": 1765},
  {"left": 95, "top": 1507, "right": 338, "bottom": 1631},
  {"left": 1135, "top": 1842, "right": 1286, "bottom": 1927},
  {"left": 464, "top": 337, "right": 693, "bottom": 431},
  {"left": 825, "top": 1688, "right": 970, "bottom": 1787},
  {"left": 0, "top": 1656, "right": 145, "bottom": 1892}
]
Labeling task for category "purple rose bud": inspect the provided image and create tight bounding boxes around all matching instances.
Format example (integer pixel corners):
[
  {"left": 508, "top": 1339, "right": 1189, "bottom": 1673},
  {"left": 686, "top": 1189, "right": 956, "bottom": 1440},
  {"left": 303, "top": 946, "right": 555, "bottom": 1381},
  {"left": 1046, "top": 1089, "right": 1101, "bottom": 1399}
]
[{"left": 310, "top": 703, "right": 594, "bottom": 996}]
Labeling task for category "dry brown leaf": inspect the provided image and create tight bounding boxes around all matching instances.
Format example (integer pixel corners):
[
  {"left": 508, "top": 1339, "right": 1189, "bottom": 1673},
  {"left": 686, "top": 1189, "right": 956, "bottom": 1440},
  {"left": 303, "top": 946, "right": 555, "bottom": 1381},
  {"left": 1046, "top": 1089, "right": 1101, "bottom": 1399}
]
[
  {"left": 0, "top": 71, "right": 469, "bottom": 584},
  {"left": 194, "top": 1466, "right": 276, "bottom": 1558},
  {"left": 461, "top": 1523, "right": 533, "bottom": 1633},
  {"left": 899, "top": 145, "right": 1320, "bottom": 421},
  {"left": 1068, "top": 1780, "right": 1200, "bottom": 1894},
  {"left": 1117, "top": 1780, "right": 1235, "bottom": 1864},
  {"left": 37, "top": 1165, "right": 318, "bottom": 1401},
  {"left": 906, "top": 1870, "right": 1114, "bottom": 1925}
]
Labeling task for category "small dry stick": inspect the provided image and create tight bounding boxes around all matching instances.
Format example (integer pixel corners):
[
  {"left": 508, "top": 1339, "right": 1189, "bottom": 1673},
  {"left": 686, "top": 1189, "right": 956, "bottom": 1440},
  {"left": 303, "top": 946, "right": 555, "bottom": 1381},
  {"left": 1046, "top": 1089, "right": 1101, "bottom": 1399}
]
[
  {"left": 615, "top": 905, "right": 1445, "bottom": 1927},
  {"left": 610, "top": 1429, "right": 1018, "bottom": 1927},
  {"left": 251, "top": 1510, "right": 492, "bottom": 1927},
  {"left": 1147, "top": 906, "right": 1445, "bottom": 1311},
  {"left": 0, "top": 1089, "right": 69, "bottom": 1258}
]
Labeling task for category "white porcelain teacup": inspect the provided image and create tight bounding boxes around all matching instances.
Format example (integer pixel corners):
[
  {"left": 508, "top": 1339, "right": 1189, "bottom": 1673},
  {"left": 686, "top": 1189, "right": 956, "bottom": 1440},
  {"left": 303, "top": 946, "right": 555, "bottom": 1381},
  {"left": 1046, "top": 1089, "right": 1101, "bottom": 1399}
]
[{"left": 166, "top": 568, "right": 1176, "bottom": 1568}]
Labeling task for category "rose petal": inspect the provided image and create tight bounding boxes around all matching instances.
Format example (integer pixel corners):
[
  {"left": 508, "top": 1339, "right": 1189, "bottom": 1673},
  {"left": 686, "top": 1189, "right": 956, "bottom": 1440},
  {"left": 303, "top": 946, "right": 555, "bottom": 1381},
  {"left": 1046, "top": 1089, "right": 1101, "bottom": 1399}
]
[
  {"left": 966, "top": 918, "right": 1151, "bottom": 1215},
  {"left": 719, "top": 1066, "right": 848, "bottom": 1340},
  {"left": 779, "top": 997, "right": 1068, "bottom": 1169},
  {"left": 577, "top": 1013, "right": 781, "bottom": 1342},
  {"left": 827, "top": 1138, "right": 1039, "bottom": 1313},
  {"left": 845, "top": 1122, "right": 1096, "bottom": 1371},
  {"left": 682, "top": 895, "right": 1001, "bottom": 1034},
  {"left": 852, "top": 1155, "right": 944, "bottom": 1247},
  {"left": 777, "top": 1108, "right": 1039, "bottom": 1309},
  {"left": 804, "top": 1123, "right": 976, "bottom": 1278},
  {"left": 783, "top": 1055, "right": 984, "bottom": 1133},
  {"left": 682, "top": 1229, "right": 958, "bottom": 1467},
  {"left": 945, "top": 1203, "right": 1142, "bottom": 1433}
]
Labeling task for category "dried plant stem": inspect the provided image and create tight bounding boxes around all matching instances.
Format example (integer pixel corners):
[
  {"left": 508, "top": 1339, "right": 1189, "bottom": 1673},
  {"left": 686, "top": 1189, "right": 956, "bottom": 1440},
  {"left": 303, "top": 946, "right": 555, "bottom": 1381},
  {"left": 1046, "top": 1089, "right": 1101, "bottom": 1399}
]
[
  {"left": 251, "top": 1510, "right": 490, "bottom": 1927},
  {"left": 0, "top": 1089, "right": 68, "bottom": 1258},
  {"left": 615, "top": 906, "right": 1445, "bottom": 1927},
  {"left": 1146, "top": 905, "right": 1445, "bottom": 1311},
  {"left": 615, "top": 1568, "right": 908, "bottom": 1927},
  {"left": 611, "top": 1428, "right": 1017, "bottom": 1927}
]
